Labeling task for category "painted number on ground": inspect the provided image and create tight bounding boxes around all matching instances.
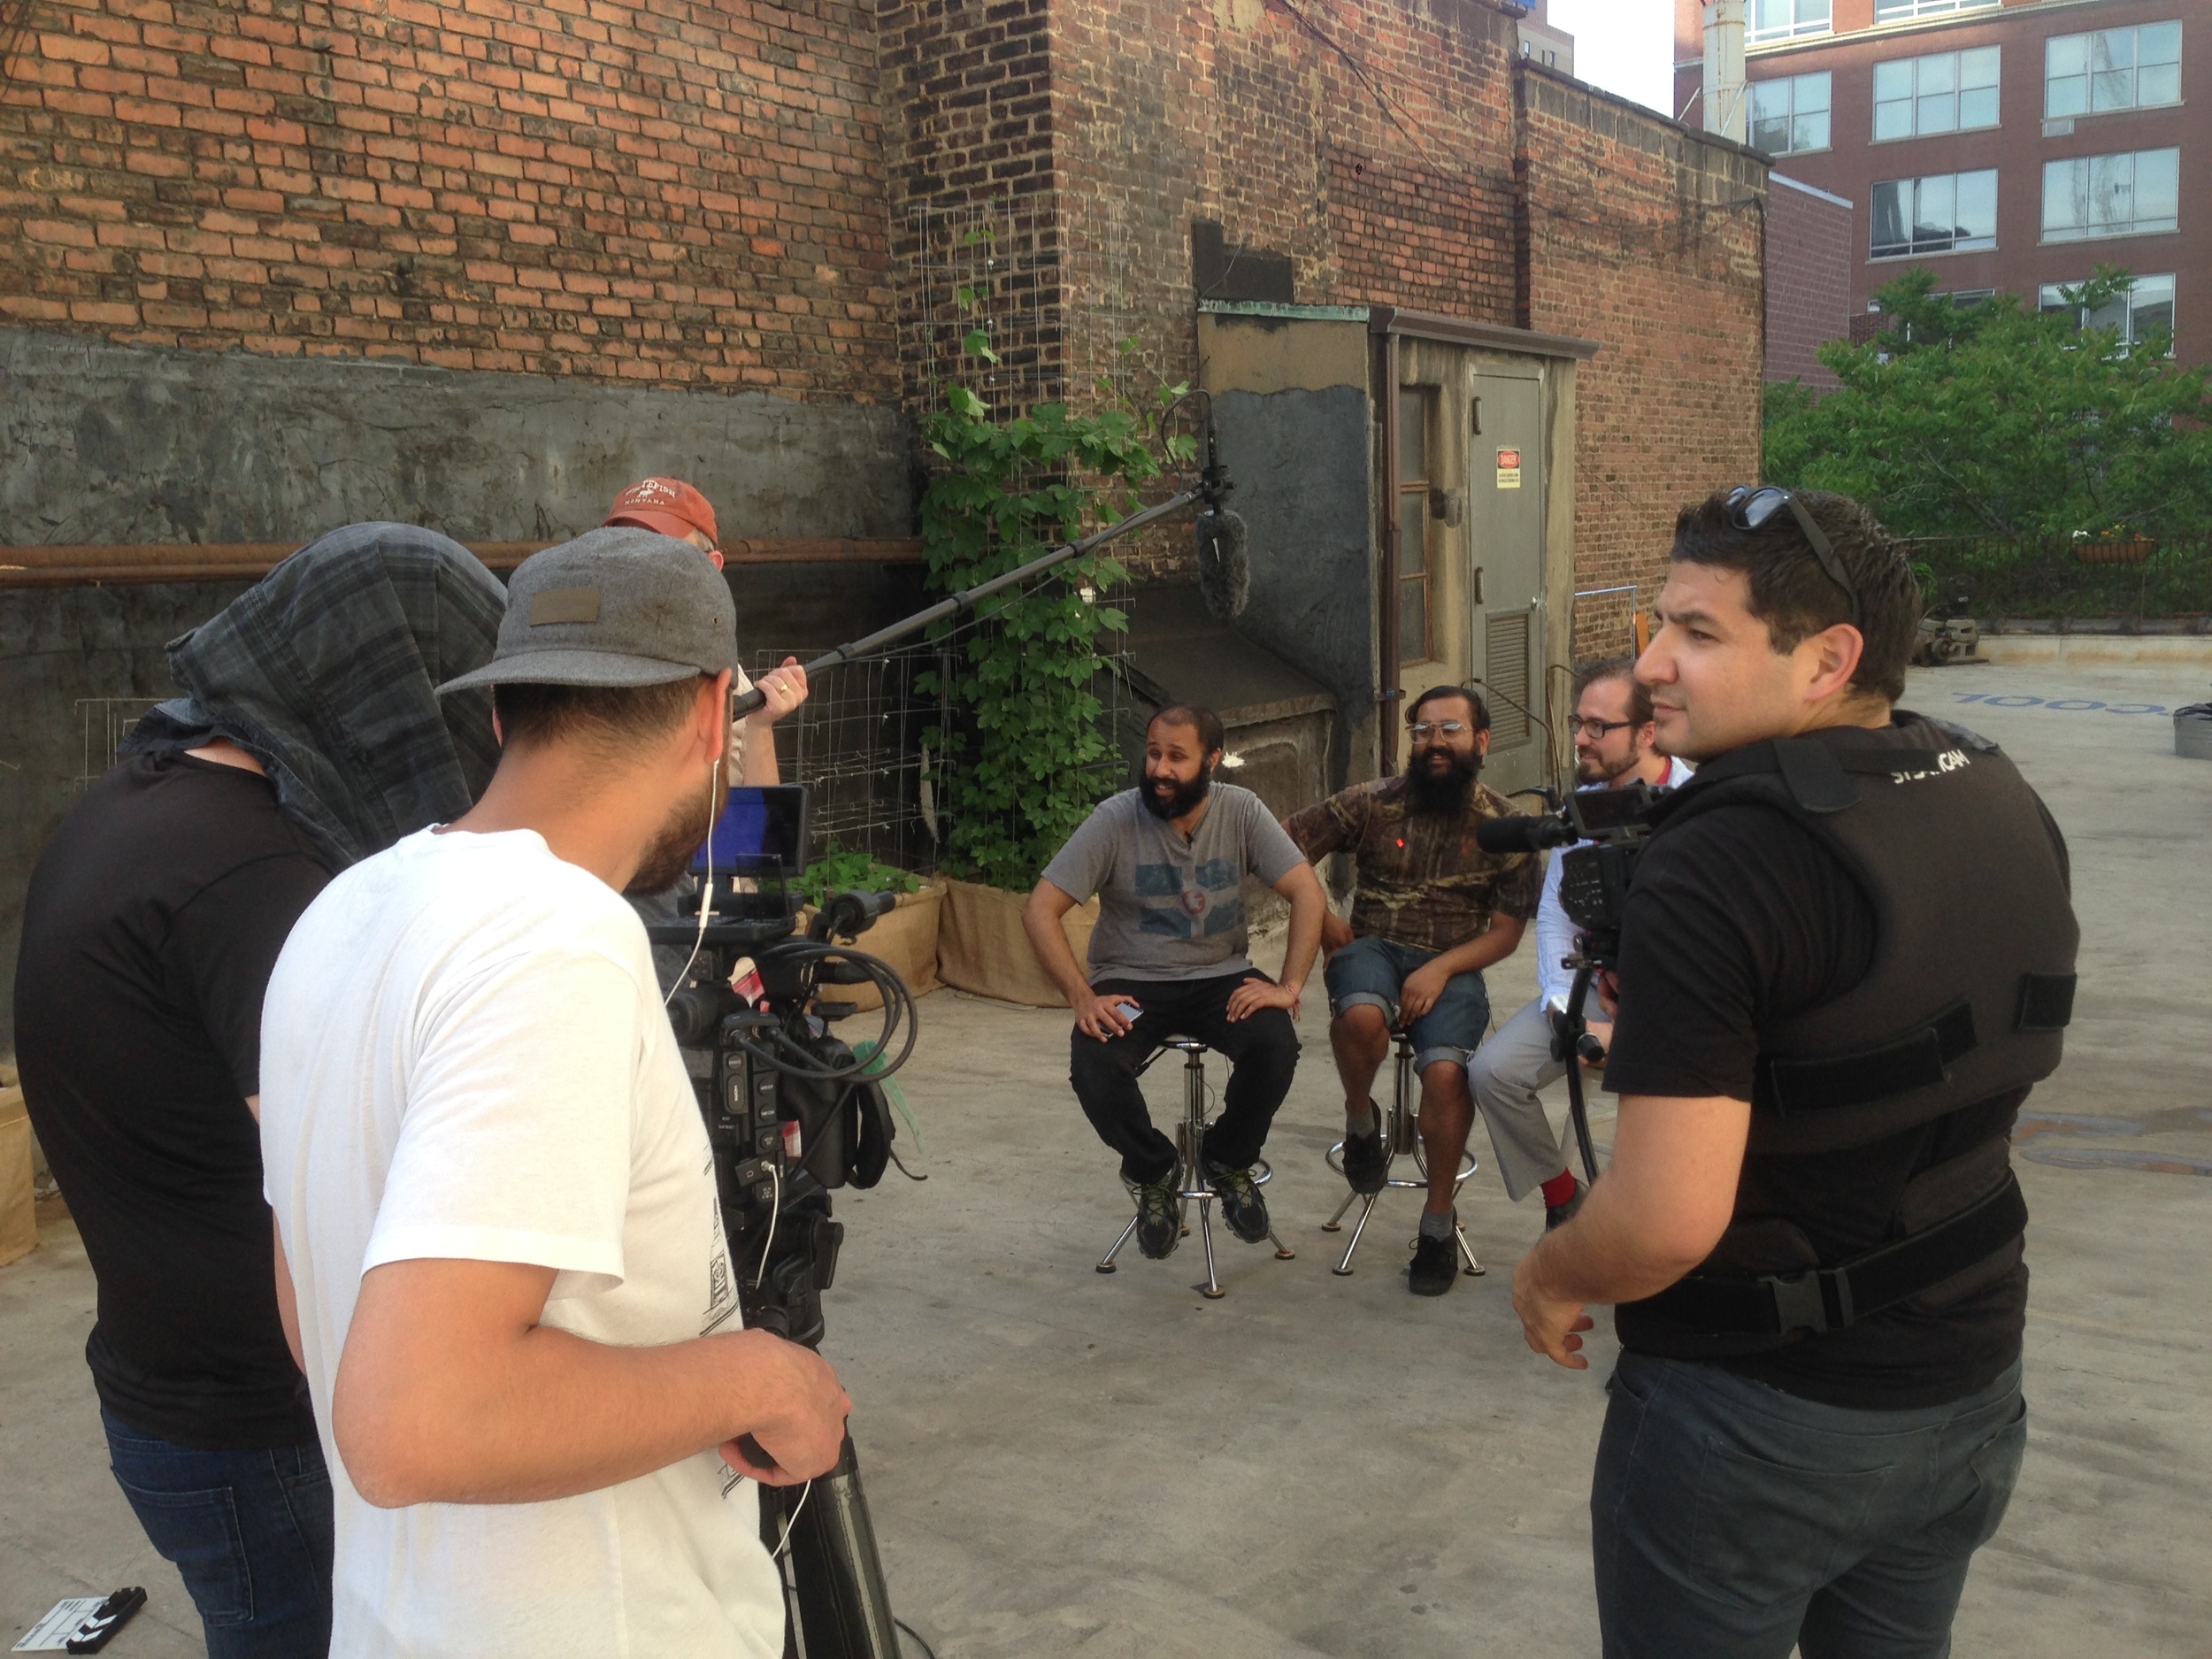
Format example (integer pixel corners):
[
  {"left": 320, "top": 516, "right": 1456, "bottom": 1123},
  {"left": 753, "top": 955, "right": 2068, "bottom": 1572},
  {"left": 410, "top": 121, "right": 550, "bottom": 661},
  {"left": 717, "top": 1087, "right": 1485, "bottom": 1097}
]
[{"left": 1947, "top": 692, "right": 2174, "bottom": 715}]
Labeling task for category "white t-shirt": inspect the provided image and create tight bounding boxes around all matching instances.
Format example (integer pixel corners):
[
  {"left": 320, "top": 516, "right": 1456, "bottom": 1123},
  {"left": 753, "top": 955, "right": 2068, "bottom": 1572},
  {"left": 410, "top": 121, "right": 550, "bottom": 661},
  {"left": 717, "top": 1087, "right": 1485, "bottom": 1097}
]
[{"left": 258, "top": 826, "right": 781, "bottom": 1659}]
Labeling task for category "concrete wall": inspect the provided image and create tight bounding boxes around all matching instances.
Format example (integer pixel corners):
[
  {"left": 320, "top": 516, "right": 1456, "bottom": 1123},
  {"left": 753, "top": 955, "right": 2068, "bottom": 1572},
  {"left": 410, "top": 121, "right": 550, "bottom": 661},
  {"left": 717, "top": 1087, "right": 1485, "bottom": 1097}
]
[{"left": 1, "top": 329, "right": 917, "bottom": 548}]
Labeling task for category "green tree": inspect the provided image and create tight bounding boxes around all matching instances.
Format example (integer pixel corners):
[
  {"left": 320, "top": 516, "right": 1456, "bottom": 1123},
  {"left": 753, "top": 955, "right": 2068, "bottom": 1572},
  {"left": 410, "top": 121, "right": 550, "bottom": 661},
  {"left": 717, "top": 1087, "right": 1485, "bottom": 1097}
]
[
  {"left": 916, "top": 365, "right": 1194, "bottom": 891},
  {"left": 1764, "top": 266, "right": 2212, "bottom": 538}
]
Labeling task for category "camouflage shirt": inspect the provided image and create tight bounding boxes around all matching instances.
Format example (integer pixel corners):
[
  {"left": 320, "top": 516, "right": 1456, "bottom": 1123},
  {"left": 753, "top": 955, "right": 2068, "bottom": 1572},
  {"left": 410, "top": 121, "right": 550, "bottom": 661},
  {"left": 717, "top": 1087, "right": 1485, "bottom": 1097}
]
[{"left": 1283, "top": 775, "right": 1541, "bottom": 954}]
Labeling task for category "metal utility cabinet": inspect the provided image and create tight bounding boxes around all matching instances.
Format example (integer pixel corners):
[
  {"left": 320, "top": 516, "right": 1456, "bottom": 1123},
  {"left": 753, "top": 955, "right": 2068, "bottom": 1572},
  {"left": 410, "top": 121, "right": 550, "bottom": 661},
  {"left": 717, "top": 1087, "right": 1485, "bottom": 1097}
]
[{"left": 1197, "top": 301, "right": 1596, "bottom": 798}]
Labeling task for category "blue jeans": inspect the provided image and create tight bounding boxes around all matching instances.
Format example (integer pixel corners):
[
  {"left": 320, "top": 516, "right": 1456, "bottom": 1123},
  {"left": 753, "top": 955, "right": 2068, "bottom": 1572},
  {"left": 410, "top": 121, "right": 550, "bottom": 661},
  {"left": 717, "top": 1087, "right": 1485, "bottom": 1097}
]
[
  {"left": 102, "top": 1409, "right": 334, "bottom": 1659},
  {"left": 1322, "top": 933, "right": 1492, "bottom": 1069},
  {"left": 1592, "top": 1352, "right": 2027, "bottom": 1659}
]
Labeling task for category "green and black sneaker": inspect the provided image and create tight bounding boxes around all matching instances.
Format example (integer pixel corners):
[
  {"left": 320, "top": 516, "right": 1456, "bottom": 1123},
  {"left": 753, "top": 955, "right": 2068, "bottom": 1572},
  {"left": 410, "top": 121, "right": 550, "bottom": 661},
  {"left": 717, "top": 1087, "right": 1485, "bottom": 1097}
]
[
  {"left": 1130, "top": 1165, "right": 1184, "bottom": 1259},
  {"left": 1205, "top": 1161, "right": 1271, "bottom": 1244}
]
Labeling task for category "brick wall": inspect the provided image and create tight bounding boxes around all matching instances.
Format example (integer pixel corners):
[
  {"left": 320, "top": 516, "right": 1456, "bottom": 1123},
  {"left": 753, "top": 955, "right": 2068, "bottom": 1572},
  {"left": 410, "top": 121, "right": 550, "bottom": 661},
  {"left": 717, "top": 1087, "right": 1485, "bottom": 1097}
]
[
  {"left": 875, "top": 0, "right": 1058, "bottom": 407},
  {"left": 1765, "top": 173, "right": 1853, "bottom": 392},
  {"left": 1048, "top": 0, "right": 1522, "bottom": 401},
  {"left": 1518, "top": 69, "right": 1767, "bottom": 634},
  {"left": 0, "top": 0, "right": 898, "bottom": 396}
]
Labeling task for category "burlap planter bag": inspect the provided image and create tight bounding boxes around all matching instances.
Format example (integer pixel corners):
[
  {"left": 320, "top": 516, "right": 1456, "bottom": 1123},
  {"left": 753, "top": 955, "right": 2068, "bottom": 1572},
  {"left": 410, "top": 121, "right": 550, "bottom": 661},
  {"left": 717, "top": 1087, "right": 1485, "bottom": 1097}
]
[
  {"left": 936, "top": 878, "right": 1098, "bottom": 1007},
  {"left": 0, "top": 1086, "right": 35, "bottom": 1267}
]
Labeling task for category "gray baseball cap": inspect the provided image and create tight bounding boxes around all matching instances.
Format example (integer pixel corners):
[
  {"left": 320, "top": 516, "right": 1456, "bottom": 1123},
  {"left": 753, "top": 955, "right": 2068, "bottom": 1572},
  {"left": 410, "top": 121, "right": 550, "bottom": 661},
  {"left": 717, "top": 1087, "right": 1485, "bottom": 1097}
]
[{"left": 436, "top": 525, "right": 737, "bottom": 695}]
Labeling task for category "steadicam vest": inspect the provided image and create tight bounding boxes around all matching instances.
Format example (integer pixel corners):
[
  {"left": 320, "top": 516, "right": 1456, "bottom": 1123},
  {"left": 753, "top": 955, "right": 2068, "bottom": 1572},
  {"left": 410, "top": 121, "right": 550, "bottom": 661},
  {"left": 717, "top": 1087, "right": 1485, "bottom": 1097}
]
[{"left": 1617, "top": 712, "right": 2078, "bottom": 1353}]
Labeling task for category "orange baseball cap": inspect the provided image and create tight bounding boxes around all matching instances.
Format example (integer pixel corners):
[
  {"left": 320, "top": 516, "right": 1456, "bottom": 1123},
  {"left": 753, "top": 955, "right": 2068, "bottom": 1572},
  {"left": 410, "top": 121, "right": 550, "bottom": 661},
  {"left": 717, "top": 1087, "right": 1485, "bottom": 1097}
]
[{"left": 603, "top": 477, "right": 720, "bottom": 549}]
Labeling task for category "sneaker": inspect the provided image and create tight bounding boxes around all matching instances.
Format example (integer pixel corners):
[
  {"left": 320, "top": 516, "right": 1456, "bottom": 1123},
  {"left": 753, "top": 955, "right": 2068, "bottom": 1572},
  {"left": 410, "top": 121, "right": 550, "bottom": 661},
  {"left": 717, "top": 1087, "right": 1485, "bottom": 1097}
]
[
  {"left": 1545, "top": 1178, "right": 1587, "bottom": 1232},
  {"left": 1205, "top": 1162, "right": 1271, "bottom": 1244},
  {"left": 1408, "top": 1227, "right": 1459, "bottom": 1296},
  {"left": 1340, "top": 1106, "right": 1388, "bottom": 1194},
  {"left": 1130, "top": 1166, "right": 1183, "bottom": 1259}
]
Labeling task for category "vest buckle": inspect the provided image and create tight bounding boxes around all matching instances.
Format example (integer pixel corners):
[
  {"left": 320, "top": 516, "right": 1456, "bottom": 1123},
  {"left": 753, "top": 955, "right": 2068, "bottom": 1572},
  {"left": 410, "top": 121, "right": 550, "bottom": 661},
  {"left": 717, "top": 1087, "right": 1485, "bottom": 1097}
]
[{"left": 1763, "top": 1266, "right": 1854, "bottom": 1335}]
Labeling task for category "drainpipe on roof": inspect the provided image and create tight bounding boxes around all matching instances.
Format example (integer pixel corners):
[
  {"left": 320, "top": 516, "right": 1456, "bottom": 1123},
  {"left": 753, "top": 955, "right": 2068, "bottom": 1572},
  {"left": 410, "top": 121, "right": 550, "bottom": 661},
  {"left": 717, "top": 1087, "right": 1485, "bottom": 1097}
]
[{"left": 1703, "top": 0, "right": 1747, "bottom": 145}]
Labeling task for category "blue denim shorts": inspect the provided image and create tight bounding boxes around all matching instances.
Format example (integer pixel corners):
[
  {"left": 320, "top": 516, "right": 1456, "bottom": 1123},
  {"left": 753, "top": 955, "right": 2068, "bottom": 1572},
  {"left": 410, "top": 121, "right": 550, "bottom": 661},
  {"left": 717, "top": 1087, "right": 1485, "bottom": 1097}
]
[{"left": 1323, "top": 933, "right": 1493, "bottom": 1070}]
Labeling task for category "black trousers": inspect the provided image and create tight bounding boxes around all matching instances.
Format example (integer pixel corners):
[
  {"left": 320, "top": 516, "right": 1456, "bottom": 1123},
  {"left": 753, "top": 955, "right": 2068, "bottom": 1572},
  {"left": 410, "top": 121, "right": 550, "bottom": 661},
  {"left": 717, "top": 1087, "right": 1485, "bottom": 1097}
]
[{"left": 1069, "top": 971, "right": 1302, "bottom": 1185}]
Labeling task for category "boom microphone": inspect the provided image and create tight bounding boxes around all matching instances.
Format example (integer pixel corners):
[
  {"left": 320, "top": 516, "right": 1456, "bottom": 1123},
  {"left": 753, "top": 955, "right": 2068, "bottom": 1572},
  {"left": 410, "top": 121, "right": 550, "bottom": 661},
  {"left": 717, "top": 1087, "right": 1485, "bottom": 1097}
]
[
  {"left": 1475, "top": 813, "right": 1578, "bottom": 855},
  {"left": 1195, "top": 508, "right": 1249, "bottom": 621}
]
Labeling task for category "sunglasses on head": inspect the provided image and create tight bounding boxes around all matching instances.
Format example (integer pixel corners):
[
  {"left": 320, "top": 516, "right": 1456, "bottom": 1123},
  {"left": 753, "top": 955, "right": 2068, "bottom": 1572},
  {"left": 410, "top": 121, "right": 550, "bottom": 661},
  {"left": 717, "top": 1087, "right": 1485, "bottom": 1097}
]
[{"left": 1723, "top": 486, "right": 1861, "bottom": 630}]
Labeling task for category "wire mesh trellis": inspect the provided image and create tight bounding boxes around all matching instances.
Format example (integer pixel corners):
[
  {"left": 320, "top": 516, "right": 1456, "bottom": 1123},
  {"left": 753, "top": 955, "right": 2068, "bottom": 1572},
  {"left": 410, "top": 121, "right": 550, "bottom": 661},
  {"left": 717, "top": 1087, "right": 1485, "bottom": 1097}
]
[
  {"left": 77, "top": 697, "right": 165, "bottom": 787},
  {"left": 750, "top": 578, "right": 1142, "bottom": 884}
]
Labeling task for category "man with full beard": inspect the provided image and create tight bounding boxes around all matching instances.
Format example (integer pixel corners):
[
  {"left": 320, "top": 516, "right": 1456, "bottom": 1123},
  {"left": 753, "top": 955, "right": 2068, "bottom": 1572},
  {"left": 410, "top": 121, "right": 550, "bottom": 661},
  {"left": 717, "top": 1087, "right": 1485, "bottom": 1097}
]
[
  {"left": 257, "top": 529, "right": 850, "bottom": 1658},
  {"left": 1282, "top": 687, "right": 1541, "bottom": 1296},
  {"left": 1025, "top": 705, "right": 1326, "bottom": 1262},
  {"left": 1465, "top": 658, "right": 1694, "bottom": 1243}
]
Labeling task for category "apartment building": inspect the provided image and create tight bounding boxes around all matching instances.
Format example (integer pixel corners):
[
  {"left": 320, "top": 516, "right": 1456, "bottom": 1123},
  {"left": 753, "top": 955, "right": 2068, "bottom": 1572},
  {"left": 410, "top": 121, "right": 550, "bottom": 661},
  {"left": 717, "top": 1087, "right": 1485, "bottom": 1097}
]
[{"left": 1678, "top": 0, "right": 2208, "bottom": 365}]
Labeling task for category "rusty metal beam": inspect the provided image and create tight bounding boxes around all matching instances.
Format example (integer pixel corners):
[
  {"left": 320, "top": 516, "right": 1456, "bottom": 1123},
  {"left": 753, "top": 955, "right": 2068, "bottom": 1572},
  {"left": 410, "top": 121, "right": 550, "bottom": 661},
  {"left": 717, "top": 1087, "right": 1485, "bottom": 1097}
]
[{"left": 0, "top": 537, "right": 926, "bottom": 589}]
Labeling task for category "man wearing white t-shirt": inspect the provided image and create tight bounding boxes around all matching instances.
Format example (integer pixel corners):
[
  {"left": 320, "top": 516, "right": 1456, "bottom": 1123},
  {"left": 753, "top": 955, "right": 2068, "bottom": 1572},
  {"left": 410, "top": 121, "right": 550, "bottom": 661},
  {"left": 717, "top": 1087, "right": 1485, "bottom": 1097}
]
[
  {"left": 1465, "top": 657, "right": 1694, "bottom": 1235},
  {"left": 259, "top": 526, "right": 850, "bottom": 1659}
]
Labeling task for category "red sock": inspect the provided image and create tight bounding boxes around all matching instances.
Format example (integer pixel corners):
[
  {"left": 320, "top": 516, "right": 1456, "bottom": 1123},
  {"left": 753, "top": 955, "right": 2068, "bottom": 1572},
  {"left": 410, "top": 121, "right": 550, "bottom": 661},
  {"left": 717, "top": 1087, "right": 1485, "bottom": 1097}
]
[{"left": 1540, "top": 1169, "right": 1578, "bottom": 1209}]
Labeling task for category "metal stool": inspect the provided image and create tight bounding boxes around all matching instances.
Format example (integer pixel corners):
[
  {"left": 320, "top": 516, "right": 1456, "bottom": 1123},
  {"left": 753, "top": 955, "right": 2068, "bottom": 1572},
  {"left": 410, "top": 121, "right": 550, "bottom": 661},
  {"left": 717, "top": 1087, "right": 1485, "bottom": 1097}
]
[
  {"left": 1322, "top": 1029, "right": 1484, "bottom": 1279},
  {"left": 1096, "top": 1035, "right": 1296, "bottom": 1298}
]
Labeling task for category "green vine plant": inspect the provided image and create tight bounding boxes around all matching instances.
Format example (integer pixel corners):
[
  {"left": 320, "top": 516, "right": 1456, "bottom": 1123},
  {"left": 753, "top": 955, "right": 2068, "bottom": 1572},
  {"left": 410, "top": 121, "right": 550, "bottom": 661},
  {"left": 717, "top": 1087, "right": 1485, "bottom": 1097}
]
[
  {"left": 793, "top": 840, "right": 923, "bottom": 910},
  {"left": 917, "top": 321, "right": 1198, "bottom": 892}
]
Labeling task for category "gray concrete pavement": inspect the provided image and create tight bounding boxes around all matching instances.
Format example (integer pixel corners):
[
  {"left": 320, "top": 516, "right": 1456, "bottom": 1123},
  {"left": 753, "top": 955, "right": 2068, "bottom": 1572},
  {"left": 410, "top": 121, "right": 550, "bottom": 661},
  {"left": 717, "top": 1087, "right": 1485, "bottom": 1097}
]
[{"left": 4, "top": 659, "right": 2208, "bottom": 1656}]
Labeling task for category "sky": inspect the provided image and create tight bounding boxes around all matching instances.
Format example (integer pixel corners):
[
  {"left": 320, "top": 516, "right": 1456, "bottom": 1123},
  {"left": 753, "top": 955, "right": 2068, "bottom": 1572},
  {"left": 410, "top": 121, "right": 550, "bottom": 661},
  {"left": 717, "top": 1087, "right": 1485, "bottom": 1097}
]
[{"left": 1547, "top": 0, "right": 1678, "bottom": 119}]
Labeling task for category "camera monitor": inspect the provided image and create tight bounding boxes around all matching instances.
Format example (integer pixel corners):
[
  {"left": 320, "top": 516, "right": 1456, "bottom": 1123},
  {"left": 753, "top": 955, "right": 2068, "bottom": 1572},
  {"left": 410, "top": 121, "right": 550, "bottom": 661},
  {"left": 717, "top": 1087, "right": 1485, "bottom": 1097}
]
[{"left": 692, "top": 784, "right": 810, "bottom": 876}]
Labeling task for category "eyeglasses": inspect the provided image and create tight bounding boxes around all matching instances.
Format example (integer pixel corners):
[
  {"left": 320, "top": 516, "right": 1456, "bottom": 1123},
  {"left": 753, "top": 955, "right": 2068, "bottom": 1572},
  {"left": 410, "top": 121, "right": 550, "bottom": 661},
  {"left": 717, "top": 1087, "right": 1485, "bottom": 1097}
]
[
  {"left": 1571, "top": 717, "right": 1636, "bottom": 740},
  {"left": 1724, "top": 485, "right": 1861, "bottom": 629},
  {"left": 1407, "top": 720, "right": 1470, "bottom": 740}
]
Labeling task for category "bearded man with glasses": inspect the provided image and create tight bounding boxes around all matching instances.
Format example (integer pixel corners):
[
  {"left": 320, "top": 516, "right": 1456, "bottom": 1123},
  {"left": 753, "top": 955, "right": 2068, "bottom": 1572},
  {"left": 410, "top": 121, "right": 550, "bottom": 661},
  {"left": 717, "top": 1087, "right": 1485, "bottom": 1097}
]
[
  {"left": 1464, "top": 657, "right": 1695, "bottom": 1248},
  {"left": 1281, "top": 686, "right": 1542, "bottom": 1296}
]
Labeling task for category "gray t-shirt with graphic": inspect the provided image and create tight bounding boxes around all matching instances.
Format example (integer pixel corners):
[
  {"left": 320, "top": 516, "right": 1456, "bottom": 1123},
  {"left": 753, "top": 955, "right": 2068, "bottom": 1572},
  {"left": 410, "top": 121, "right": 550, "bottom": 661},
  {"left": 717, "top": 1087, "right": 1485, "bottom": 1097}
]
[{"left": 1041, "top": 784, "right": 1306, "bottom": 984}]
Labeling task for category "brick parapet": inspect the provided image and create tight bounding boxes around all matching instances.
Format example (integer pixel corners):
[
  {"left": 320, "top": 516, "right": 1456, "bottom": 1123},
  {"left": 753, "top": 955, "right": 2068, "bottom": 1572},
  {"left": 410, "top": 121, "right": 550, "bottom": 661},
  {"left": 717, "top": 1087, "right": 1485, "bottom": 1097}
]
[
  {"left": 1516, "top": 64, "right": 1767, "bottom": 626},
  {"left": 0, "top": 0, "right": 900, "bottom": 396}
]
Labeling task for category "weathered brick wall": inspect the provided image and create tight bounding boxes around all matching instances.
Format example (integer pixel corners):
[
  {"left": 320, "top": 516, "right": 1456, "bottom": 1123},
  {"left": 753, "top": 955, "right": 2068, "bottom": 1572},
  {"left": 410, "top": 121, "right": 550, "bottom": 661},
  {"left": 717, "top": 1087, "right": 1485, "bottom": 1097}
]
[
  {"left": 875, "top": 0, "right": 1057, "bottom": 408},
  {"left": 1048, "top": 0, "right": 1522, "bottom": 403},
  {"left": 0, "top": 0, "right": 898, "bottom": 397},
  {"left": 1517, "top": 69, "right": 1766, "bottom": 640},
  {"left": 1765, "top": 173, "right": 1852, "bottom": 392}
]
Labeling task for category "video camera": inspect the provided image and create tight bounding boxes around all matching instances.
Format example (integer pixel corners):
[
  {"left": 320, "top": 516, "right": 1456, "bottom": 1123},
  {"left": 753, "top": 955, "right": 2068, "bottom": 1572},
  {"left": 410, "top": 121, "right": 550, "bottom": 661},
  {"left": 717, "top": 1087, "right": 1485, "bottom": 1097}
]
[
  {"left": 1475, "top": 780, "right": 1669, "bottom": 966},
  {"left": 643, "top": 783, "right": 918, "bottom": 1659},
  {"left": 1475, "top": 780, "right": 1672, "bottom": 1185}
]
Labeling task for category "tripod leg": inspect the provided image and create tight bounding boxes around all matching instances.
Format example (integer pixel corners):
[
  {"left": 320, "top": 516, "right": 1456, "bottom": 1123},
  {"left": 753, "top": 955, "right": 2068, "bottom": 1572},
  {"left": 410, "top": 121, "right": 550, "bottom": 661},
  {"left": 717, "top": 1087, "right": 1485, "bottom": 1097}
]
[
  {"left": 1332, "top": 1193, "right": 1380, "bottom": 1275},
  {"left": 784, "top": 1435, "right": 902, "bottom": 1659}
]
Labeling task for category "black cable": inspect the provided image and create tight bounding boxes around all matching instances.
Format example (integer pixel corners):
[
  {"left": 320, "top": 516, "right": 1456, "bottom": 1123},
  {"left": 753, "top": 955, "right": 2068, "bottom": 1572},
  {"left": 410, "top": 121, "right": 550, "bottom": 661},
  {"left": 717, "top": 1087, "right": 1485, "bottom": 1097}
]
[
  {"left": 895, "top": 1617, "right": 941, "bottom": 1659},
  {"left": 733, "top": 941, "right": 922, "bottom": 1084}
]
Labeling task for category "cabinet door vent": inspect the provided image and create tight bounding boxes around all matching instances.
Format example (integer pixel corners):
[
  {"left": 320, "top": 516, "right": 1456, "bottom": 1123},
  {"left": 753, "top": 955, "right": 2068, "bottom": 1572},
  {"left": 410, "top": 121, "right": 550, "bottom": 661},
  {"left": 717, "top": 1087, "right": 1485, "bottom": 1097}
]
[{"left": 1485, "top": 608, "right": 1531, "bottom": 746}]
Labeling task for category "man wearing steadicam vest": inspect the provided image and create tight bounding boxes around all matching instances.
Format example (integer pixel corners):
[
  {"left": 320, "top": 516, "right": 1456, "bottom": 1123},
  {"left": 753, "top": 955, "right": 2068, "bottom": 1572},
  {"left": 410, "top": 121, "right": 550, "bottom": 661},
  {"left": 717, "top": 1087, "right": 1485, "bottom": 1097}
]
[{"left": 1509, "top": 487, "right": 2078, "bottom": 1659}]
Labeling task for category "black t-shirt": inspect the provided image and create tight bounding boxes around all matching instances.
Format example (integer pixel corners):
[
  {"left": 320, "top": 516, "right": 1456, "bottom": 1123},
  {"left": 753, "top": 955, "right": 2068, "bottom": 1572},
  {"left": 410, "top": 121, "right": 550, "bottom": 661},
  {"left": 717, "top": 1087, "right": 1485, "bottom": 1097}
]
[
  {"left": 14, "top": 754, "right": 332, "bottom": 1449},
  {"left": 1602, "top": 796, "right": 2027, "bottom": 1410}
]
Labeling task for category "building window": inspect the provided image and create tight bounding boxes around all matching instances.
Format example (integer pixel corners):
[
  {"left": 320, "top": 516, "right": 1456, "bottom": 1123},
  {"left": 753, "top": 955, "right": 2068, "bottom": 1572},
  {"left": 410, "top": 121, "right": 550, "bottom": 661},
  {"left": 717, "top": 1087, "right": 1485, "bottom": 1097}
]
[
  {"left": 1870, "top": 170, "right": 1998, "bottom": 257},
  {"left": 2046, "top": 22, "right": 2183, "bottom": 119},
  {"left": 1874, "top": 0, "right": 1996, "bottom": 21},
  {"left": 2042, "top": 150, "right": 2181, "bottom": 242},
  {"left": 2039, "top": 273, "right": 2177, "bottom": 351},
  {"left": 1752, "top": 72, "right": 1832, "bottom": 154},
  {"left": 1873, "top": 47, "right": 2000, "bottom": 140},
  {"left": 1750, "top": 0, "right": 1831, "bottom": 45},
  {"left": 1396, "top": 388, "right": 1433, "bottom": 667}
]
